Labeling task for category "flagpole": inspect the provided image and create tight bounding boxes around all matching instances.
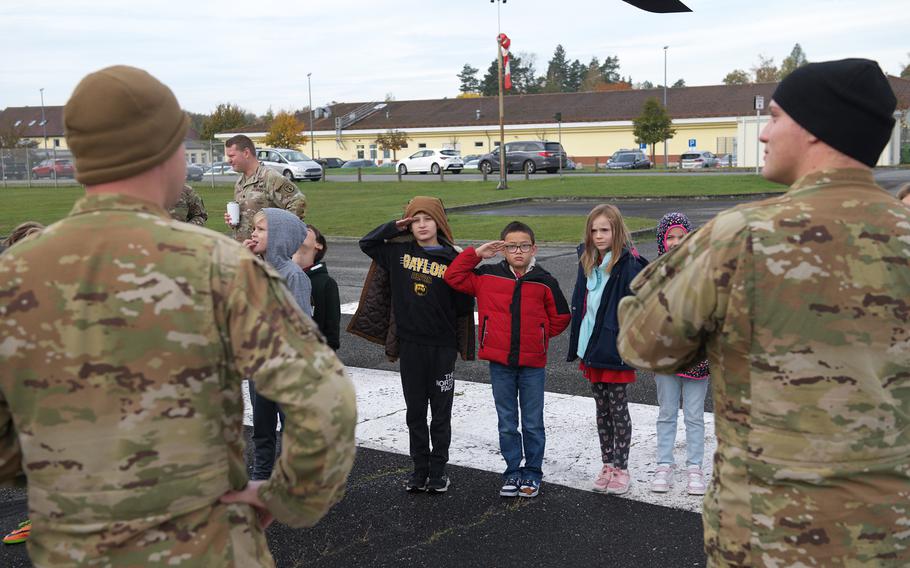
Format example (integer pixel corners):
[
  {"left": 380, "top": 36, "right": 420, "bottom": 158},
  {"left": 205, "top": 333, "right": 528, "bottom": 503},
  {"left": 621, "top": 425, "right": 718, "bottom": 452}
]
[{"left": 497, "top": 35, "right": 508, "bottom": 190}]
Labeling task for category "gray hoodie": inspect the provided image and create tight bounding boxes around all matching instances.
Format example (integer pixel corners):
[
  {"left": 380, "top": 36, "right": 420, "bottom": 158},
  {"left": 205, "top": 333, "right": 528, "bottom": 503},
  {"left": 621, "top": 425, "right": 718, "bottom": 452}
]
[{"left": 262, "top": 208, "right": 312, "bottom": 316}]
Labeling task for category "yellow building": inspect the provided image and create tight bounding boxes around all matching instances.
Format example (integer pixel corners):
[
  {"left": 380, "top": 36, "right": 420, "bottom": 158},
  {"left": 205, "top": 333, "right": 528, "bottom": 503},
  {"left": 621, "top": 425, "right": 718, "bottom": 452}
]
[{"left": 219, "top": 78, "right": 910, "bottom": 168}]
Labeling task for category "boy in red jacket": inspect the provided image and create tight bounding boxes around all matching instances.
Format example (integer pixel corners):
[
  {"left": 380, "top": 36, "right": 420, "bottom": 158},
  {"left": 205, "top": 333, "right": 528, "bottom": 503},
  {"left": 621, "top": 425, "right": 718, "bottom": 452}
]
[{"left": 445, "top": 221, "right": 570, "bottom": 498}]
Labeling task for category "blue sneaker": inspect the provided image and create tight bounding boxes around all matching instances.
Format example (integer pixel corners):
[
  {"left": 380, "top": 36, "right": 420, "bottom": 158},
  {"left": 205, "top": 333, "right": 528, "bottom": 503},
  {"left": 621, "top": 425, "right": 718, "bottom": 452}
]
[
  {"left": 519, "top": 479, "right": 540, "bottom": 498},
  {"left": 500, "top": 477, "right": 520, "bottom": 497}
]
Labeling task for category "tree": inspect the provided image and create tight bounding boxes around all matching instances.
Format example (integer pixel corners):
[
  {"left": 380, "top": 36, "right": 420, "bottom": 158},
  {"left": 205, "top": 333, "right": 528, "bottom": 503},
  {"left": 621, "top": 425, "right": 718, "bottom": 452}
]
[
  {"left": 264, "top": 111, "right": 306, "bottom": 148},
  {"left": 723, "top": 69, "right": 751, "bottom": 85},
  {"left": 900, "top": 53, "right": 910, "bottom": 79},
  {"left": 200, "top": 103, "right": 250, "bottom": 140},
  {"left": 752, "top": 55, "right": 779, "bottom": 83},
  {"left": 636, "top": 80, "right": 655, "bottom": 89},
  {"left": 633, "top": 98, "right": 676, "bottom": 163},
  {"left": 457, "top": 63, "right": 481, "bottom": 94},
  {"left": 672, "top": 78, "right": 686, "bottom": 88},
  {"left": 543, "top": 44, "right": 570, "bottom": 92},
  {"left": 565, "top": 59, "right": 587, "bottom": 92},
  {"left": 480, "top": 53, "right": 541, "bottom": 96},
  {"left": 0, "top": 121, "right": 26, "bottom": 149},
  {"left": 600, "top": 55, "right": 622, "bottom": 84},
  {"left": 262, "top": 106, "right": 275, "bottom": 124},
  {"left": 779, "top": 43, "right": 808, "bottom": 79},
  {"left": 375, "top": 130, "right": 410, "bottom": 161},
  {"left": 581, "top": 57, "right": 605, "bottom": 91}
]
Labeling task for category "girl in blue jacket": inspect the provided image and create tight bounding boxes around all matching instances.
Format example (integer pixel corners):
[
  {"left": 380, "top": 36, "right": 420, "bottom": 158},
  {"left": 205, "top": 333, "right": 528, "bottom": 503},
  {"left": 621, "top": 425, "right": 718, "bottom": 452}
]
[{"left": 567, "top": 204, "right": 648, "bottom": 495}]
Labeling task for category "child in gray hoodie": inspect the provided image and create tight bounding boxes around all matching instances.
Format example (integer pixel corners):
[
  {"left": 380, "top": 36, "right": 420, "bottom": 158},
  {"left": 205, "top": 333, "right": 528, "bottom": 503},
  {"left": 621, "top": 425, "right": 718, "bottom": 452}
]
[{"left": 243, "top": 207, "right": 313, "bottom": 479}]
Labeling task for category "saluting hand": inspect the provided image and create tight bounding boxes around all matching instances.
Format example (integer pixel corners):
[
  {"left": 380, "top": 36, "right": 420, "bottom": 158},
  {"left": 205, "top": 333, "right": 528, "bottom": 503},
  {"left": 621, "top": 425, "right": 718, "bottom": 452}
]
[
  {"left": 395, "top": 216, "right": 415, "bottom": 231},
  {"left": 475, "top": 240, "right": 504, "bottom": 259},
  {"left": 220, "top": 481, "right": 274, "bottom": 529}
]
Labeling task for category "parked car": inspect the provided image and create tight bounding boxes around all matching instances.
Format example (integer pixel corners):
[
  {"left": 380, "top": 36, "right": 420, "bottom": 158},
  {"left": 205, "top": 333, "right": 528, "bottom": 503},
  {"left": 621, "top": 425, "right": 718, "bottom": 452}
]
[
  {"left": 463, "top": 158, "right": 480, "bottom": 170},
  {"left": 477, "top": 141, "right": 567, "bottom": 175},
  {"left": 397, "top": 149, "right": 464, "bottom": 175},
  {"left": 316, "top": 157, "right": 345, "bottom": 168},
  {"left": 607, "top": 150, "right": 652, "bottom": 170},
  {"left": 680, "top": 150, "right": 719, "bottom": 169},
  {"left": 715, "top": 153, "right": 735, "bottom": 167},
  {"left": 202, "top": 164, "right": 239, "bottom": 176},
  {"left": 31, "top": 158, "right": 75, "bottom": 178},
  {"left": 341, "top": 159, "right": 378, "bottom": 169},
  {"left": 257, "top": 148, "right": 323, "bottom": 181},
  {"left": 0, "top": 156, "right": 27, "bottom": 180},
  {"left": 565, "top": 157, "right": 578, "bottom": 170},
  {"left": 186, "top": 163, "right": 204, "bottom": 181}
]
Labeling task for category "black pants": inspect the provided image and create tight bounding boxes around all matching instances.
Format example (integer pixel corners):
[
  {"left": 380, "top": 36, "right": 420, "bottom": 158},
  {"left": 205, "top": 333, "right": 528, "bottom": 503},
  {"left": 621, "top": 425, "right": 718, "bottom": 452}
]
[
  {"left": 250, "top": 380, "right": 285, "bottom": 481},
  {"left": 399, "top": 340, "right": 457, "bottom": 477},
  {"left": 590, "top": 382, "right": 632, "bottom": 470}
]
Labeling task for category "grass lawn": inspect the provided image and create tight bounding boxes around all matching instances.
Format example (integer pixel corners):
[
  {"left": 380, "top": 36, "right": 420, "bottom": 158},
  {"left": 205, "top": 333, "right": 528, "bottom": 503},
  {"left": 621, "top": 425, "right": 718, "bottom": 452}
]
[{"left": 1, "top": 174, "right": 779, "bottom": 241}]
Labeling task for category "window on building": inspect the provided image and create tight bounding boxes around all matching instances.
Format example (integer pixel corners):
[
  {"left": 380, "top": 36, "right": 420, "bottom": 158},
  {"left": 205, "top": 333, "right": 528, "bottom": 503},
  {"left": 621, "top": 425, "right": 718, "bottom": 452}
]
[
  {"left": 494, "top": 141, "right": 501, "bottom": 147},
  {"left": 39, "top": 120, "right": 47, "bottom": 126},
  {"left": 716, "top": 136, "right": 735, "bottom": 154},
  {"left": 383, "top": 148, "right": 391, "bottom": 159},
  {"left": 356, "top": 144, "right": 365, "bottom": 159},
  {"left": 418, "top": 143, "right": 427, "bottom": 148},
  {"left": 369, "top": 144, "right": 377, "bottom": 160},
  {"left": 474, "top": 141, "right": 483, "bottom": 147},
  {"left": 53, "top": 139, "right": 60, "bottom": 147},
  {"left": 190, "top": 154, "right": 197, "bottom": 163},
  {"left": 13, "top": 120, "right": 21, "bottom": 127},
  {"left": 400, "top": 143, "right": 408, "bottom": 149},
  {"left": 28, "top": 120, "right": 36, "bottom": 126}
]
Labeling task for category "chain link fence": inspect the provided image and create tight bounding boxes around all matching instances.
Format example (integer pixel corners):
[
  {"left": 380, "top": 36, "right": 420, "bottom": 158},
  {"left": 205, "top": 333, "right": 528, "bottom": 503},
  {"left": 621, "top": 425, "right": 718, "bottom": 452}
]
[{"left": 0, "top": 146, "right": 80, "bottom": 188}]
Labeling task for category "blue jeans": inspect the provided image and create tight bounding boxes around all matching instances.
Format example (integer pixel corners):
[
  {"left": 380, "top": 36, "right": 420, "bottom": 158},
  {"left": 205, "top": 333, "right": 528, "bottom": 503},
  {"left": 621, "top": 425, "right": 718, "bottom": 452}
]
[
  {"left": 655, "top": 374, "right": 709, "bottom": 467},
  {"left": 489, "top": 362, "right": 546, "bottom": 483}
]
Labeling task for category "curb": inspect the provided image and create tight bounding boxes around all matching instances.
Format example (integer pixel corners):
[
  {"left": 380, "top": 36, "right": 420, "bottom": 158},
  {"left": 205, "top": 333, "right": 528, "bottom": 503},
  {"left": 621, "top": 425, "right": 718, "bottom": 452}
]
[{"left": 444, "top": 192, "right": 785, "bottom": 214}]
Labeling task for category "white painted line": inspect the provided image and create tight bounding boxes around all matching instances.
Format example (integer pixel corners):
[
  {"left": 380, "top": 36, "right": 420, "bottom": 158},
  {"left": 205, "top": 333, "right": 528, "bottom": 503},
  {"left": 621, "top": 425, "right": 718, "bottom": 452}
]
[
  {"left": 340, "top": 301, "right": 480, "bottom": 325},
  {"left": 244, "top": 368, "right": 714, "bottom": 512}
]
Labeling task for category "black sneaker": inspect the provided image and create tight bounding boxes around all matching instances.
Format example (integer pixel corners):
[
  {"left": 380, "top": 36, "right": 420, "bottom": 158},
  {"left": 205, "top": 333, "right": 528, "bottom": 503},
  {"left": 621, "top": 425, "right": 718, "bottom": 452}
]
[
  {"left": 426, "top": 475, "right": 450, "bottom": 493},
  {"left": 406, "top": 472, "right": 428, "bottom": 493},
  {"left": 500, "top": 477, "right": 520, "bottom": 498}
]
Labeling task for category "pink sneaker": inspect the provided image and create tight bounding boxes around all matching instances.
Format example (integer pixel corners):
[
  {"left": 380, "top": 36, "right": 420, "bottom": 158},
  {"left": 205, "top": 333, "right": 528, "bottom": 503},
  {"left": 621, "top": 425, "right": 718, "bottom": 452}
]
[
  {"left": 592, "top": 464, "right": 614, "bottom": 493},
  {"left": 606, "top": 468, "right": 632, "bottom": 495},
  {"left": 686, "top": 465, "right": 706, "bottom": 495}
]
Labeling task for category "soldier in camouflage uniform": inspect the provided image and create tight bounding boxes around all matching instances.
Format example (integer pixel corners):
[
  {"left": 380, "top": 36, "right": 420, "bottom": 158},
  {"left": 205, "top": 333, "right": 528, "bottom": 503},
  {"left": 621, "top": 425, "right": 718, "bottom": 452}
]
[
  {"left": 617, "top": 59, "right": 910, "bottom": 566},
  {"left": 0, "top": 65, "right": 356, "bottom": 567},
  {"left": 223, "top": 134, "right": 306, "bottom": 242},
  {"left": 168, "top": 183, "right": 209, "bottom": 225}
]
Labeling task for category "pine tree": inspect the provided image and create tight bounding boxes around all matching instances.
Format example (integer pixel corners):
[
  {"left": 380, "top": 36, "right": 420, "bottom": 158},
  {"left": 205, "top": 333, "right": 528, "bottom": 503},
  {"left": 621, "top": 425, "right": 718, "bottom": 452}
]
[
  {"left": 457, "top": 63, "right": 481, "bottom": 94},
  {"left": 544, "top": 45, "right": 570, "bottom": 92},
  {"left": 779, "top": 43, "right": 808, "bottom": 79}
]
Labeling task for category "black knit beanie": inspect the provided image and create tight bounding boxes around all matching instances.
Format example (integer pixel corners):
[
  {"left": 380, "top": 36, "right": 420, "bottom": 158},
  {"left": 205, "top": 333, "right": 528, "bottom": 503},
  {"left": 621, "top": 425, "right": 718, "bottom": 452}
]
[{"left": 772, "top": 59, "right": 896, "bottom": 167}]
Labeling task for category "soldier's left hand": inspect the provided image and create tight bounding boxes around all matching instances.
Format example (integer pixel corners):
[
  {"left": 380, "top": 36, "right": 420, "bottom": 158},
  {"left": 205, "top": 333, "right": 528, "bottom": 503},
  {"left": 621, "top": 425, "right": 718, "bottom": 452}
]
[{"left": 220, "top": 481, "right": 274, "bottom": 529}]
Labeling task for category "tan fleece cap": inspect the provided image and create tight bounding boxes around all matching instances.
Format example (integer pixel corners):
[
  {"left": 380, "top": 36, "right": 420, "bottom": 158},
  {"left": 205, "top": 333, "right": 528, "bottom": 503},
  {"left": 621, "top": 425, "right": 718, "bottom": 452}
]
[{"left": 64, "top": 65, "right": 189, "bottom": 185}]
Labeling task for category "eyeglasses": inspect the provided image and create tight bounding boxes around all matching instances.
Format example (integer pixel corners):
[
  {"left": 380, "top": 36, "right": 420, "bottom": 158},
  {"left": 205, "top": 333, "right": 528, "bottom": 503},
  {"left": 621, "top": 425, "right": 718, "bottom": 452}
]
[{"left": 504, "top": 243, "right": 533, "bottom": 253}]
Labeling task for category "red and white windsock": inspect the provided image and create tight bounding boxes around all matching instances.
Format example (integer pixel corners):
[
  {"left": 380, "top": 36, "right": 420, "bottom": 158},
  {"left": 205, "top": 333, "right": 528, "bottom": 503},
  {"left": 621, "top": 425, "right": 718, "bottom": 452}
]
[{"left": 498, "top": 33, "right": 512, "bottom": 90}]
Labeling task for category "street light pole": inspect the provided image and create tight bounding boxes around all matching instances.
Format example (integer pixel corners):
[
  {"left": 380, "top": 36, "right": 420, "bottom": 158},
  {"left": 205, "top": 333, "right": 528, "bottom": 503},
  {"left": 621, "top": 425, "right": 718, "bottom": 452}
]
[
  {"left": 307, "top": 73, "right": 315, "bottom": 160},
  {"left": 493, "top": 0, "right": 508, "bottom": 189},
  {"left": 39, "top": 87, "right": 57, "bottom": 189},
  {"left": 663, "top": 46, "right": 668, "bottom": 169}
]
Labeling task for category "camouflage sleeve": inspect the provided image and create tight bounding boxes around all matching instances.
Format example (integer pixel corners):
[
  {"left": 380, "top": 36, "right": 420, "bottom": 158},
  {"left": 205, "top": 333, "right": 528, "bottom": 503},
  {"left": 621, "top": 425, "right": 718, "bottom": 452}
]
[
  {"left": 186, "top": 190, "right": 208, "bottom": 226},
  {"left": 0, "top": 393, "right": 24, "bottom": 486},
  {"left": 214, "top": 245, "right": 356, "bottom": 528},
  {"left": 617, "top": 211, "right": 749, "bottom": 374},
  {"left": 268, "top": 174, "right": 307, "bottom": 221}
]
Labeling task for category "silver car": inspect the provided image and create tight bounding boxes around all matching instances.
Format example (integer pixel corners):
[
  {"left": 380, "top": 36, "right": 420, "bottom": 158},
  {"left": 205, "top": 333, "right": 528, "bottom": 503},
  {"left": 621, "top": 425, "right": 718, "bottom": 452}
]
[
  {"left": 680, "top": 150, "right": 719, "bottom": 169},
  {"left": 257, "top": 148, "right": 323, "bottom": 181}
]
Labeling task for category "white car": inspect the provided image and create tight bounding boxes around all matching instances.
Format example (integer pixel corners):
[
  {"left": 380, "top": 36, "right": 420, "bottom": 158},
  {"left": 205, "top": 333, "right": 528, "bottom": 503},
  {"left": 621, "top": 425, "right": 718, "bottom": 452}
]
[
  {"left": 202, "top": 164, "right": 239, "bottom": 176},
  {"left": 257, "top": 148, "right": 323, "bottom": 182},
  {"left": 397, "top": 149, "right": 464, "bottom": 175},
  {"left": 680, "top": 150, "right": 719, "bottom": 169}
]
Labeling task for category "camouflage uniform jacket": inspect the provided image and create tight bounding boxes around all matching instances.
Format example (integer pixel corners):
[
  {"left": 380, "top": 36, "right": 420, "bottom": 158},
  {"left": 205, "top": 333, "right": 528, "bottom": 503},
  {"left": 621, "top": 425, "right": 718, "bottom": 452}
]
[
  {"left": 232, "top": 164, "right": 306, "bottom": 242},
  {"left": 168, "top": 184, "right": 209, "bottom": 225},
  {"left": 0, "top": 193, "right": 356, "bottom": 567},
  {"left": 616, "top": 169, "right": 910, "bottom": 567}
]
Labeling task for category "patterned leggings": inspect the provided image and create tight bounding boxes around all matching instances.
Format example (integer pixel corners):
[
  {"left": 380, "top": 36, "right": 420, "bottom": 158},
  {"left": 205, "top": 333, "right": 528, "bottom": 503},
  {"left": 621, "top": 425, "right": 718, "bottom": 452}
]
[{"left": 591, "top": 382, "right": 632, "bottom": 470}]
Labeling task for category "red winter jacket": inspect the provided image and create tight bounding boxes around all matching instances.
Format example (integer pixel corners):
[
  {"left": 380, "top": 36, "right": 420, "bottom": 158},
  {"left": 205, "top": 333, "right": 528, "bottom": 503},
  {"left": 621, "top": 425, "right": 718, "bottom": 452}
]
[{"left": 444, "top": 247, "right": 571, "bottom": 368}]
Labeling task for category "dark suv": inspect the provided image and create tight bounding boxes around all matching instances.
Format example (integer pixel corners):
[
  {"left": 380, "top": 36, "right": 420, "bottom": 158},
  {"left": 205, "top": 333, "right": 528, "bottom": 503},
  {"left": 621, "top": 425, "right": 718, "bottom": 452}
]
[
  {"left": 478, "top": 141, "right": 567, "bottom": 175},
  {"left": 607, "top": 149, "right": 652, "bottom": 170},
  {"left": 316, "top": 157, "right": 345, "bottom": 168}
]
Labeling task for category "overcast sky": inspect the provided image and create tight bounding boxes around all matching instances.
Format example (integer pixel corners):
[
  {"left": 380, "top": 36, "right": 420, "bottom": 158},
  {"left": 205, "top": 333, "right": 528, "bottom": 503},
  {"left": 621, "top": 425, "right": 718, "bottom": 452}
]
[{"left": 1, "top": 0, "right": 907, "bottom": 115}]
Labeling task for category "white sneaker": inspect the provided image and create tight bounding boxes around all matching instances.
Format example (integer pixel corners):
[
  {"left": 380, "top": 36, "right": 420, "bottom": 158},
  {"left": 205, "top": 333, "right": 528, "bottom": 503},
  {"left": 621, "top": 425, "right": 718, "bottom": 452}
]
[
  {"left": 686, "top": 465, "right": 706, "bottom": 495},
  {"left": 650, "top": 464, "right": 675, "bottom": 493}
]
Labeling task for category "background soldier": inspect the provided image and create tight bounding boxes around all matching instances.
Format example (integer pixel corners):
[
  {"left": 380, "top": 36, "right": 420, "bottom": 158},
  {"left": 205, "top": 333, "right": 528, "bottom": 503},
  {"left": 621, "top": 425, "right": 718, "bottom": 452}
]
[
  {"left": 168, "top": 183, "right": 209, "bottom": 225},
  {"left": 0, "top": 65, "right": 356, "bottom": 567},
  {"left": 223, "top": 134, "right": 307, "bottom": 241},
  {"left": 617, "top": 59, "right": 909, "bottom": 566}
]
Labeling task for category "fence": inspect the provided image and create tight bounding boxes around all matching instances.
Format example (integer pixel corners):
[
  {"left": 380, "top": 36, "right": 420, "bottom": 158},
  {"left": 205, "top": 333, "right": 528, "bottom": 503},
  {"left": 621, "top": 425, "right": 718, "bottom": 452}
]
[{"left": 0, "top": 147, "right": 81, "bottom": 188}]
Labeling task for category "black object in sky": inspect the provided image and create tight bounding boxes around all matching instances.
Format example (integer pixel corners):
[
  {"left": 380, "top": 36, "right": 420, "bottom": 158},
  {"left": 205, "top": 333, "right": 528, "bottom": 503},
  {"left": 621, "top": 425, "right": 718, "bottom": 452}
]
[{"left": 622, "top": 0, "right": 693, "bottom": 13}]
